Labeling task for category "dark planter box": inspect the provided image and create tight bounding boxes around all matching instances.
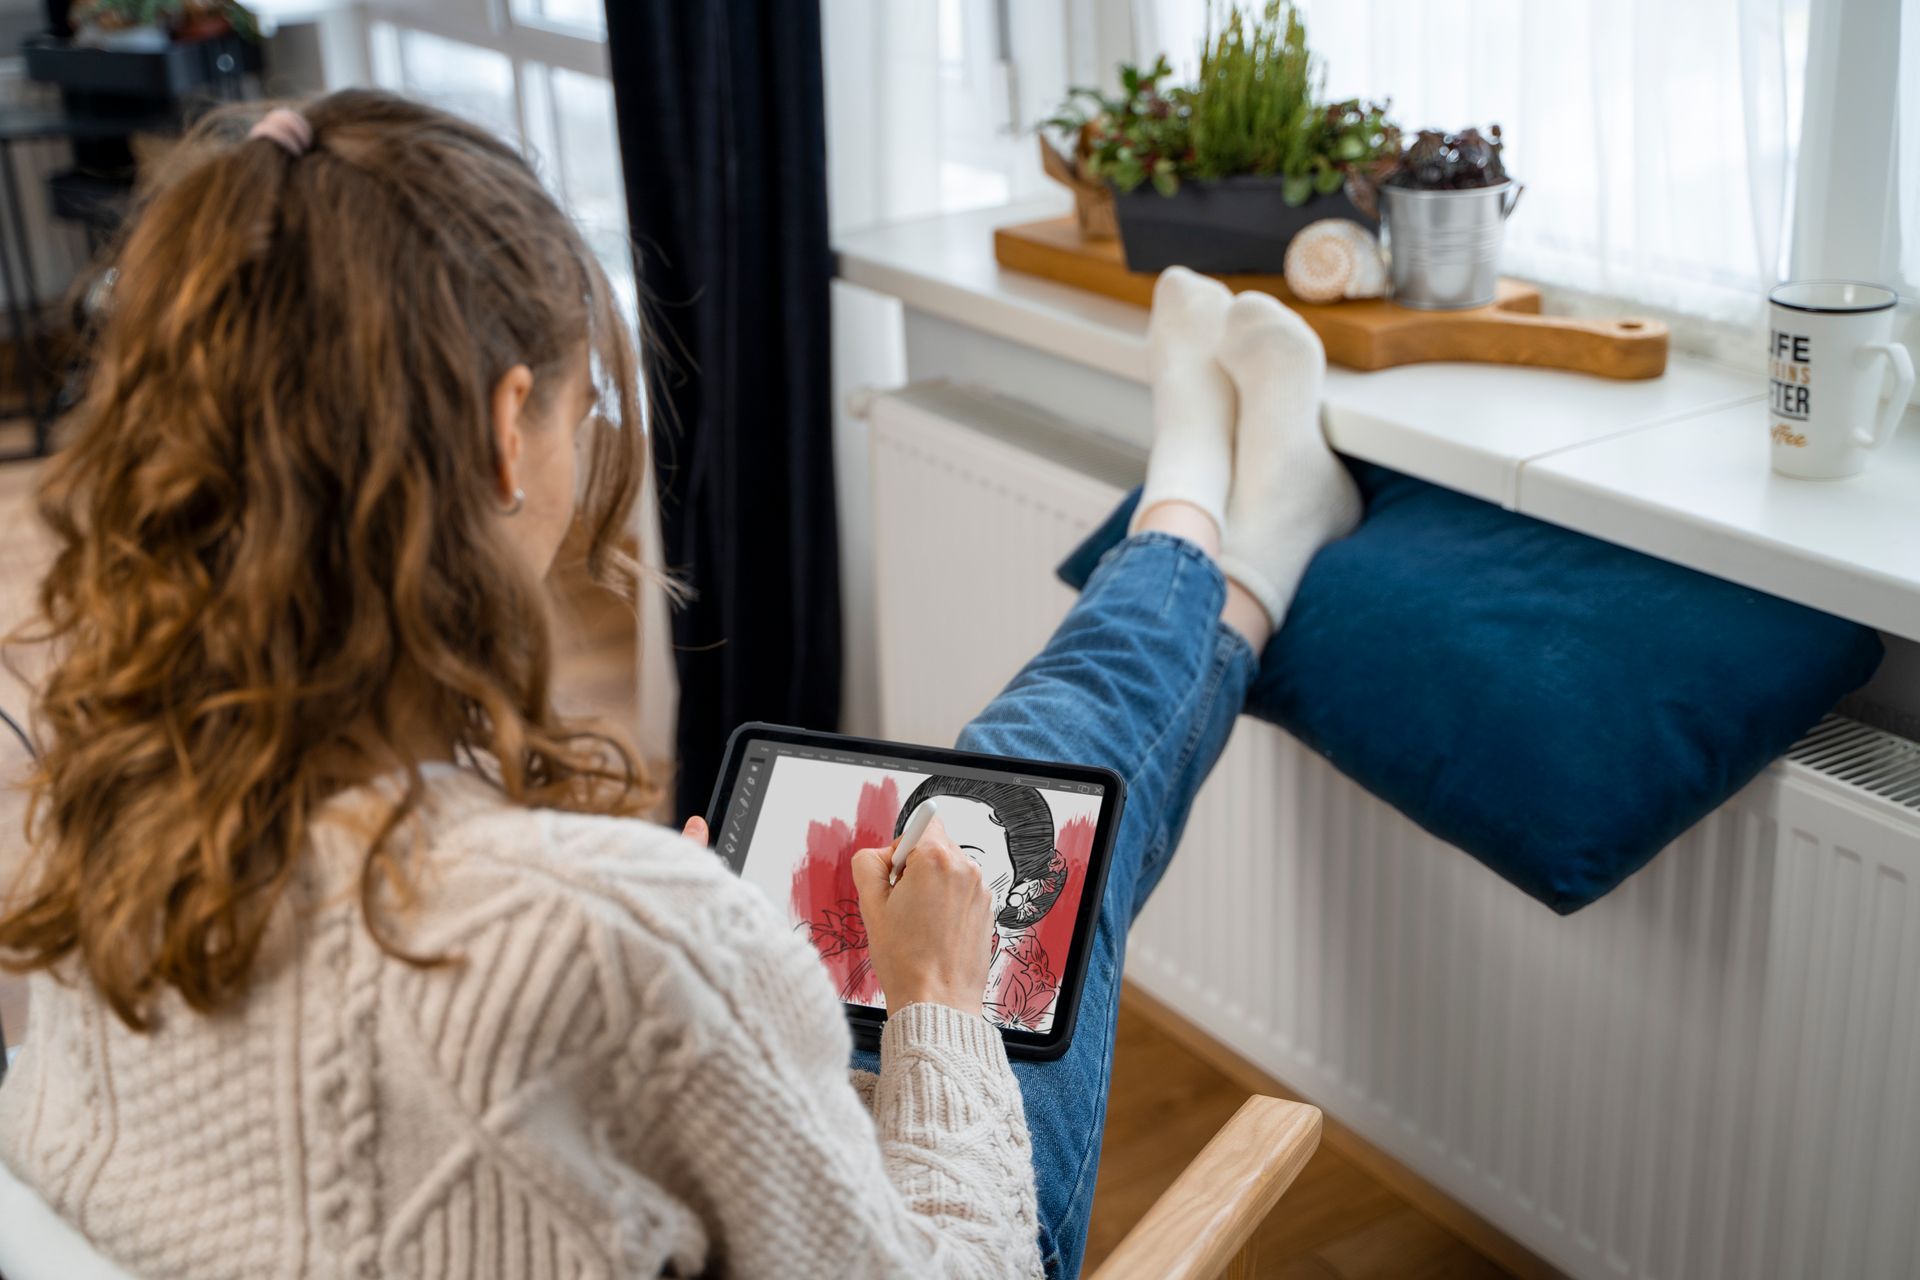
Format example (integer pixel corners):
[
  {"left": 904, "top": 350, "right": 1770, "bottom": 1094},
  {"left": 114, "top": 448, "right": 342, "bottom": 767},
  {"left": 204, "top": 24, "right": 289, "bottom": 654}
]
[
  {"left": 22, "top": 32, "right": 257, "bottom": 98},
  {"left": 1110, "top": 175, "right": 1377, "bottom": 274}
]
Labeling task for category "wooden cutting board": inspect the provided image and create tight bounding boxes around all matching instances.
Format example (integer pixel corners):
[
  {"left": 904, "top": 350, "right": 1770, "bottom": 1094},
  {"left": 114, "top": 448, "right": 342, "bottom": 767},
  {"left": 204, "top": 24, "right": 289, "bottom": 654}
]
[{"left": 994, "top": 217, "right": 1669, "bottom": 380}]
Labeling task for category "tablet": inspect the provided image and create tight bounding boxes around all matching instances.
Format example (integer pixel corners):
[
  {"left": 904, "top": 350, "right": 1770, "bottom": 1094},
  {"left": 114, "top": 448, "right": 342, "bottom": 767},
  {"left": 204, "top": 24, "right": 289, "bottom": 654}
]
[{"left": 706, "top": 723, "right": 1126, "bottom": 1060}]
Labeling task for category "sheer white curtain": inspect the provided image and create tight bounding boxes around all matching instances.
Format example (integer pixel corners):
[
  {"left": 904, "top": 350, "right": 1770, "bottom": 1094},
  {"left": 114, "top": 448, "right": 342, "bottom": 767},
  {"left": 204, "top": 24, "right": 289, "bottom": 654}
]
[
  {"left": 1897, "top": 0, "right": 1917, "bottom": 403},
  {"left": 823, "top": 0, "right": 1072, "bottom": 236},
  {"left": 823, "top": 2, "right": 946, "bottom": 235},
  {"left": 1899, "top": 0, "right": 1919, "bottom": 291},
  {"left": 1784, "top": 0, "right": 1913, "bottom": 400},
  {"left": 822, "top": 0, "right": 1080, "bottom": 732},
  {"left": 1131, "top": 0, "right": 1810, "bottom": 333}
]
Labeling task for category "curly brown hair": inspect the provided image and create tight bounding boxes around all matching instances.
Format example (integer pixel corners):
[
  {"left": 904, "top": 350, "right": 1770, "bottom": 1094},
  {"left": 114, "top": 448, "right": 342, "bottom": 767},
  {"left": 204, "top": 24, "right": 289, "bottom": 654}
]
[{"left": 0, "top": 90, "right": 657, "bottom": 1029}]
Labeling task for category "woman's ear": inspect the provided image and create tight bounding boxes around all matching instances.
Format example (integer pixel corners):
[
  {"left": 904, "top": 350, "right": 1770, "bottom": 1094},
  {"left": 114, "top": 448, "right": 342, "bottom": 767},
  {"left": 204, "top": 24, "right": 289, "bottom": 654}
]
[{"left": 490, "top": 364, "right": 536, "bottom": 502}]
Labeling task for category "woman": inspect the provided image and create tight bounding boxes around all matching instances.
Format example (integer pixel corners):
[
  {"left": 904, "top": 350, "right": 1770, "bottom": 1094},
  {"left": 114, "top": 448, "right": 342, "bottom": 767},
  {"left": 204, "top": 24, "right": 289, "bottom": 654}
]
[{"left": 0, "top": 91, "right": 1356, "bottom": 1278}]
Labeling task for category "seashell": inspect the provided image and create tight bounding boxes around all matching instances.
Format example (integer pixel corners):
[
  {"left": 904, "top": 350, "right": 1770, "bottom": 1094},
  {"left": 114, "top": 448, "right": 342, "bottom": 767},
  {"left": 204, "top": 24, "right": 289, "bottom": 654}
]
[{"left": 1283, "top": 218, "right": 1388, "bottom": 303}]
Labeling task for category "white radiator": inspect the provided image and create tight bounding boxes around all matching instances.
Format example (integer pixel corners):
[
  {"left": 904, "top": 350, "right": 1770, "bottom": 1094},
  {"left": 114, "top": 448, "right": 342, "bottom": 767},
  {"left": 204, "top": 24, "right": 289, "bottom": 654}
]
[{"left": 867, "top": 383, "right": 1920, "bottom": 1280}]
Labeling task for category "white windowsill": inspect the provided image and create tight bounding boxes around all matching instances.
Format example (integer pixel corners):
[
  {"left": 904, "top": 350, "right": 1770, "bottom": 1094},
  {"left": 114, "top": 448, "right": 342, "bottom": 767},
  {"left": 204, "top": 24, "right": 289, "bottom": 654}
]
[{"left": 835, "top": 200, "right": 1920, "bottom": 644}]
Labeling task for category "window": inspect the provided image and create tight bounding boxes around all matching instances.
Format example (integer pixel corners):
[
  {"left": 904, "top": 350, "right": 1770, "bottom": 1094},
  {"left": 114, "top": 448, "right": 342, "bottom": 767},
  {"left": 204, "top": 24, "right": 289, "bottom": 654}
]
[
  {"left": 1329, "top": 0, "right": 1813, "bottom": 327},
  {"left": 522, "top": 63, "right": 636, "bottom": 320},
  {"left": 367, "top": 25, "right": 517, "bottom": 143},
  {"left": 823, "top": 0, "right": 1073, "bottom": 235},
  {"left": 829, "top": 0, "right": 1907, "bottom": 348},
  {"left": 361, "top": 2, "right": 633, "bottom": 313},
  {"left": 507, "top": 0, "right": 606, "bottom": 40},
  {"left": 1125, "top": 0, "right": 1821, "bottom": 328}
]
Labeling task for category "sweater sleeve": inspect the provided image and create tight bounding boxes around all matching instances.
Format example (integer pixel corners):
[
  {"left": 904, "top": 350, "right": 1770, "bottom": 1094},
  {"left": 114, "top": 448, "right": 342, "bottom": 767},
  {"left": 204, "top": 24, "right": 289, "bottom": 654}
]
[
  {"left": 870, "top": 1001, "right": 1044, "bottom": 1269},
  {"left": 584, "top": 844, "right": 1043, "bottom": 1280}
]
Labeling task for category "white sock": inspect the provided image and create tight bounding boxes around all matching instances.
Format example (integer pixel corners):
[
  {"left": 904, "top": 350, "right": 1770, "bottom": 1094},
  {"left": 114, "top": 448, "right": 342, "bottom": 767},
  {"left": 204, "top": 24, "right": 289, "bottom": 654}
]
[
  {"left": 1216, "top": 291, "right": 1362, "bottom": 628},
  {"left": 1132, "top": 267, "right": 1236, "bottom": 538}
]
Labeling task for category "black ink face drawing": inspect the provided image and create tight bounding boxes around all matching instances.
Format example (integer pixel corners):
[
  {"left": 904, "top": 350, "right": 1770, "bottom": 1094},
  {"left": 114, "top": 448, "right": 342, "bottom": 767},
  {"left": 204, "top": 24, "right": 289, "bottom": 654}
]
[
  {"left": 938, "top": 797, "right": 1017, "bottom": 914},
  {"left": 893, "top": 775, "right": 1066, "bottom": 932}
]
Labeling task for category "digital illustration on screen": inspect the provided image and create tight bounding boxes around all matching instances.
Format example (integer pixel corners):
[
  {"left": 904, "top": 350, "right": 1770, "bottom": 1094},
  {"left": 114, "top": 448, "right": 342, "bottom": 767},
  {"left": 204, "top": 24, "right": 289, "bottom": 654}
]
[{"left": 752, "top": 762, "right": 1097, "bottom": 1033}]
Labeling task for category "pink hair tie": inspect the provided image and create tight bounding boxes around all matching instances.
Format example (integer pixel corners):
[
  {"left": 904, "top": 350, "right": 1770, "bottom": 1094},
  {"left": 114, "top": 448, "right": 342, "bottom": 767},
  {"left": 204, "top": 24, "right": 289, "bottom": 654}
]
[{"left": 248, "top": 108, "right": 313, "bottom": 159}]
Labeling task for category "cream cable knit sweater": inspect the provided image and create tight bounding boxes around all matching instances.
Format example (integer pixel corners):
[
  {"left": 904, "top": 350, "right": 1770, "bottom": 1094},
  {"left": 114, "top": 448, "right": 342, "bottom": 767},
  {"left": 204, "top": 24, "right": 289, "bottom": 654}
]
[{"left": 0, "top": 767, "right": 1044, "bottom": 1278}]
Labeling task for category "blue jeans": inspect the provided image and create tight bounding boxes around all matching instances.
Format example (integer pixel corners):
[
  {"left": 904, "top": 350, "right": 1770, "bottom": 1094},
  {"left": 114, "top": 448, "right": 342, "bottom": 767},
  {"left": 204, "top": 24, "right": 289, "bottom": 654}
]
[{"left": 851, "top": 532, "right": 1257, "bottom": 1278}]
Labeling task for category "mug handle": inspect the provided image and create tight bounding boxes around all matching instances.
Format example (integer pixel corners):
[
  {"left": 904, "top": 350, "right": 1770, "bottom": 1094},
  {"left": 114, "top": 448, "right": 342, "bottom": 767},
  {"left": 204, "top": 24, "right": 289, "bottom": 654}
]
[
  {"left": 1852, "top": 342, "right": 1917, "bottom": 449},
  {"left": 1500, "top": 183, "right": 1525, "bottom": 220}
]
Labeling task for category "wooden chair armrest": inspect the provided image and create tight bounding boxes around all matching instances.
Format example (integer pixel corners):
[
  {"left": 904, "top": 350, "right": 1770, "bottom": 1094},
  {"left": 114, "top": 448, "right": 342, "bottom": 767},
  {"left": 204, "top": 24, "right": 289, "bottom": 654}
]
[{"left": 1090, "top": 1096, "right": 1322, "bottom": 1280}]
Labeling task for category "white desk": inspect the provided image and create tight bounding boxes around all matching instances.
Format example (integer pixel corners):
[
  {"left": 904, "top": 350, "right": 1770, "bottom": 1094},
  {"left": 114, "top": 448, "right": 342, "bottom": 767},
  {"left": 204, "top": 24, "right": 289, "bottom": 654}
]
[
  {"left": 1523, "top": 399, "right": 1920, "bottom": 639},
  {"left": 837, "top": 203, "right": 1917, "bottom": 643}
]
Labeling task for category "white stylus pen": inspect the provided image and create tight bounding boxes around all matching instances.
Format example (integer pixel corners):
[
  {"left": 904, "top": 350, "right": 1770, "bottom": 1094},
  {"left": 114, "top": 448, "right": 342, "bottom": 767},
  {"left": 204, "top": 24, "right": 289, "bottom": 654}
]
[{"left": 888, "top": 798, "right": 939, "bottom": 886}]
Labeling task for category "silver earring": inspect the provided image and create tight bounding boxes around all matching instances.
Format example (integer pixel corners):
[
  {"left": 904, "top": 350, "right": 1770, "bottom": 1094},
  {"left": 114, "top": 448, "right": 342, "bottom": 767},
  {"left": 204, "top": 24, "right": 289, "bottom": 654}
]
[{"left": 501, "top": 487, "right": 525, "bottom": 516}]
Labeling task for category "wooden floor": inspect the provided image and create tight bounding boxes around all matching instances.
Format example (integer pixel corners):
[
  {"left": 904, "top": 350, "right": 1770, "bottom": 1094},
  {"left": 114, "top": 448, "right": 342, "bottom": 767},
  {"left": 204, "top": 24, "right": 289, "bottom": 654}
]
[
  {"left": 0, "top": 456, "right": 1514, "bottom": 1278},
  {"left": 1087, "top": 999, "right": 1513, "bottom": 1278}
]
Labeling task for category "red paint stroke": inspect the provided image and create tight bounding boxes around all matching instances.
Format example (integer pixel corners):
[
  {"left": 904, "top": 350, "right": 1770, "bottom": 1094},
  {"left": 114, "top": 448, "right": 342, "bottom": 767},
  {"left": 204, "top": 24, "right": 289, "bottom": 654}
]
[
  {"left": 791, "top": 778, "right": 899, "bottom": 1004},
  {"left": 1026, "top": 815, "right": 1094, "bottom": 981},
  {"left": 980, "top": 815, "right": 1096, "bottom": 1030}
]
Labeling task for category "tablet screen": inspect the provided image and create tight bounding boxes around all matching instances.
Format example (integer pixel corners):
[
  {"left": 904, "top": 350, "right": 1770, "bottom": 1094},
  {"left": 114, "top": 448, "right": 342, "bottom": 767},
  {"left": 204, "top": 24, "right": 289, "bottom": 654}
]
[{"left": 713, "top": 735, "right": 1109, "bottom": 1035}]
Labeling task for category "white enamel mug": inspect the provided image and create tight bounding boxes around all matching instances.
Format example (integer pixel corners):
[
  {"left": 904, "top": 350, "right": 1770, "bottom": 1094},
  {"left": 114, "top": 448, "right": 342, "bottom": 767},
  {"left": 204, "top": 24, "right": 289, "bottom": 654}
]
[{"left": 1767, "top": 280, "right": 1915, "bottom": 479}]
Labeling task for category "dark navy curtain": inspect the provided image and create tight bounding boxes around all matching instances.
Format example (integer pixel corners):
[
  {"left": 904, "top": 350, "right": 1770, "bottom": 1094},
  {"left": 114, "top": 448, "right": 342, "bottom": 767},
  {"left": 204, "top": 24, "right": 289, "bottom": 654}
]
[{"left": 604, "top": 1, "right": 842, "bottom": 818}]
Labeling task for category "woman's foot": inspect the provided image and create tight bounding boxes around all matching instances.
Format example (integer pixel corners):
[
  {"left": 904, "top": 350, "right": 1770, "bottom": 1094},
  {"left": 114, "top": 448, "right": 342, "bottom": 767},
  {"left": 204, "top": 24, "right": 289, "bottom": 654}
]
[
  {"left": 1132, "top": 267, "right": 1236, "bottom": 540},
  {"left": 1215, "top": 291, "right": 1362, "bottom": 629}
]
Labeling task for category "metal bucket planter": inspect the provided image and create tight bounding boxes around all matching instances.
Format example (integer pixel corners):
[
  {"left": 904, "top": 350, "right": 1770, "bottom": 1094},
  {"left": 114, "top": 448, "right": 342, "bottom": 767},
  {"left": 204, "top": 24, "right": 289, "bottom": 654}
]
[
  {"left": 1110, "top": 175, "right": 1377, "bottom": 275},
  {"left": 1381, "top": 181, "right": 1522, "bottom": 310}
]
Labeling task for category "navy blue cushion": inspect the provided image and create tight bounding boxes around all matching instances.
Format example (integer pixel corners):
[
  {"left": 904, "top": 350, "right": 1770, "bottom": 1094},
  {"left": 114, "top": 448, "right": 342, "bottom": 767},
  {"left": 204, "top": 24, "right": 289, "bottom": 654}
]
[{"left": 1059, "top": 465, "right": 1883, "bottom": 912}]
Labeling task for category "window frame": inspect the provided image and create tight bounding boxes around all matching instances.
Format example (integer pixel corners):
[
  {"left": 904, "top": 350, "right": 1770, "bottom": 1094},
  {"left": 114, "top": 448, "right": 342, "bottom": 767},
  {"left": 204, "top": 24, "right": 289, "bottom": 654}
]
[{"left": 357, "top": 0, "right": 609, "bottom": 151}]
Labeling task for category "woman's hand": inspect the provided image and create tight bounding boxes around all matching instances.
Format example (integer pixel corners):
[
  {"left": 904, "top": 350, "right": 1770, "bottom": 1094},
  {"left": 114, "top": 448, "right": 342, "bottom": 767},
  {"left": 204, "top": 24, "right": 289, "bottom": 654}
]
[
  {"left": 682, "top": 811, "right": 992, "bottom": 1016},
  {"left": 850, "top": 816, "right": 994, "bottom": 1018}
]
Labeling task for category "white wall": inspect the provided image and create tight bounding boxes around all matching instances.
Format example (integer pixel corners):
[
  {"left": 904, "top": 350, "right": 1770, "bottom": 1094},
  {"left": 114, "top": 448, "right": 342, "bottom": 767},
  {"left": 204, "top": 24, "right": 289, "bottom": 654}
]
[{"left": 830, "top": 279, "right": 905, "bottom": 737}]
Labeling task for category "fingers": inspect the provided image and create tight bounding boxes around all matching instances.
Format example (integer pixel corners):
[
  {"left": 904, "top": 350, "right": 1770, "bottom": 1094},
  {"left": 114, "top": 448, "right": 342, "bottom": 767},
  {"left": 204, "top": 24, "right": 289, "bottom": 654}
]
[
  {"left": 895, "top": 830, "right": 988, "bottom": 898},
  {"left": 682, "top": 816, "right": 709, "bottom": 846},
  {"left": 850, "top": 845, "right": 892, "bottom": 913},
  {"left": 906, "top": 815, "right": 968, "bottom": 873},
  {"left": 852, "top": 819, "right": 987, "bottom": 908}
]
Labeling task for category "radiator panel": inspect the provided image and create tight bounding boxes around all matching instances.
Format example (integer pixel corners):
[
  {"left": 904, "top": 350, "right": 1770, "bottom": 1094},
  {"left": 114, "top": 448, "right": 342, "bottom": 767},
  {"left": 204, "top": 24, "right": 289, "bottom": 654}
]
[
  {"left": 868, "top": 386, "right": 1920, "bottom": 1280},
  {"left": 870, "top": 388, "right": 1124, "bottom": 745}
]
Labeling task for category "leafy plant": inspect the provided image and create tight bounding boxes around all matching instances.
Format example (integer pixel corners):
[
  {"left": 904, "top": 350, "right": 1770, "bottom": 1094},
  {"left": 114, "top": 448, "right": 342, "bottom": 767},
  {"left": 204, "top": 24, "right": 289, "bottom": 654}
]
[
  {"left": 1190, "top": 1, "right": 1399, "bottom": 206},
  {"left": 1187, "top": 0, "right": 1312, "bottom": 183},
  {"left": 1045, "top": 1, "right": 1400, "bottom": 206},
  {"left": 1044, "top": 55, "right": 1194, "bottom": 197},
  {"left": 73, "top": 0, "right": 259, "bottom": 40},
  {"left": 1295, "top": 97, "right": 1401, "bottom": 215},
  {"left": 1388, "top": 126, "right": 1508, "bottom": 190}
]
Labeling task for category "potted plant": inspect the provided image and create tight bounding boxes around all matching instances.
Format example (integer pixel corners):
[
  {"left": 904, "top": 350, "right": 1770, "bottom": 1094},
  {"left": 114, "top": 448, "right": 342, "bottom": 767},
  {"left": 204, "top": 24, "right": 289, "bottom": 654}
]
[
  {"left": 71, "top": 0, "right": 257, "bottom": 49},
  {"left": 28, "top": 0, "right": 261, "bottom": 96},
  {"left": 1040, "top": 55, "right": 1186, "bottom": 241},
  {"left": 1045, "top": 1, "right": 1399, "bottom": 274},
  {"left": 1379, "top": 126, "right": 1522, "bottom": 310}
]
